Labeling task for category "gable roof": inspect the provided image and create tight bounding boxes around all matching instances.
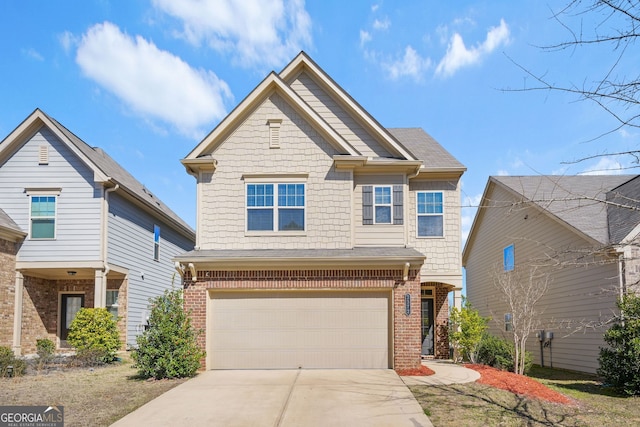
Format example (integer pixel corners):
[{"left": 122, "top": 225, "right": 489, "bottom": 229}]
[
  {"left": 0, "top": 208, "right": 25, "bottom": 241},
  {"left": 184, "top": 52, "right": 427, "bottom": 167},
  {"left": 387, "top": 128, "right": 466, "bottom": 171},
  {"left": 488, "top": 175, "right": 634, "bottom": 246},
  {"left": 279, "top": 52, "right": 417, "bottom": 161},
  {"left": 0, "top": 109, "right": 194, "bottom": 239}
]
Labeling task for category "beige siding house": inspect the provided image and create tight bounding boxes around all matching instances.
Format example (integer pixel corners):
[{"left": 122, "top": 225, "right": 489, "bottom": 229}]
[
  {"left": 464, "top": 175, "right": 640, "bottom": 373},
  {"left": 175, "top": 52, "right": 466, "bottom": 371}
]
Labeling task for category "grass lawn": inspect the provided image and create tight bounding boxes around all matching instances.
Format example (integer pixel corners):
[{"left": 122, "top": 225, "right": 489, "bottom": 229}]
[
  {"left": 0, "top": 355, "right": 187, "bottom": 426},
  {"left": 410, "top": 365, "right": 640, "bottom": 426}
]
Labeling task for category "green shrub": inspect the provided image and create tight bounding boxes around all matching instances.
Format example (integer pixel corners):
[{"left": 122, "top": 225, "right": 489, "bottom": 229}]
[
  {"left": 598, "top": 294, "right": 640, "bottom": 396},
  {"left": 0, "top": 346, "right": 26, "bottom": 377},
  {"left": 449, "top": 298, "right": 490, "bottom": 363},
  {"left": 36, "top": 338, "right": 55, "bottom": 361},
  {"left": 67, "top": 308, "right": 120, "bottom": 363},
  {"left": 133, "top": 289, "right": 205, "bottom": 379},
  {"left": 477, "top": 333, "right": 532, "bottom": 374}
]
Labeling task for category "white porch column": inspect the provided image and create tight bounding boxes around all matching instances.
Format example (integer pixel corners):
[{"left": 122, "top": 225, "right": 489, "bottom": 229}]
[
  {"left": 12, "top": 271, "right": 24, "bottom": 356},
  {"left": 453, "top": 289, "right": 462, "bottom": 311},
  {"left": 94, "top": 269, "right": 106, "bottom": 308}
]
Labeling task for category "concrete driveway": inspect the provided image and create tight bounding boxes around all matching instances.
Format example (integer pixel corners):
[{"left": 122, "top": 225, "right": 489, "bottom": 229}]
[{"left": 111, "top": 369, "right": 432, "bottom": 427}]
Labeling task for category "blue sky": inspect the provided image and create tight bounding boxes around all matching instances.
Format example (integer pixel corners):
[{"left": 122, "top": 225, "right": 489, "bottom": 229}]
[{"left": 1, "top": 0, "right": 637, "bottom": 243}]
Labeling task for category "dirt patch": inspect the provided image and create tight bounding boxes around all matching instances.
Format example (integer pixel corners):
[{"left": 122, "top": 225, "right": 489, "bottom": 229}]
[
  {"left": 396, "top": 365, "right": 435, "bottom": 376},
  {"left": 466, "top": 364, "right": 576, "bottom": 405}
]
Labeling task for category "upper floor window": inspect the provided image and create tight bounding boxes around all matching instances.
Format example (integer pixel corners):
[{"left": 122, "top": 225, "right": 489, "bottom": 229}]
[
  {"left": 374, "top": 186, "right": 392, "bottom": 223},
  {"left": 416, "top": 191, "right": 443, "bottom": 237},
  {"left": 247, "top": 183, "right": 305, "bottom": 232},
  {"left": 30, "top": 195, "right": 56, "bottom": 239},
  {"left": 503, "top": 244, "right": 515, "bottom": 271},
  {"left": 153, "top": 225, "right": 160, "bottom": 261},
  {"left": 362, "top": 185, "right": 403, "bottom": 225}
]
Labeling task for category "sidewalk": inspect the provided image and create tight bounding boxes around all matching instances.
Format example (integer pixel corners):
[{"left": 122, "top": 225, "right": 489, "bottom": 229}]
[{"left": 401, "top": 359, "right": 480, "bottom": 386}]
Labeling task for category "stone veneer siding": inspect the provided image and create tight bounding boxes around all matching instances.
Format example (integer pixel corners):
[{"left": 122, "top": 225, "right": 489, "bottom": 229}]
[
  {"left": 183, "top": 268, "right": 422, "bottom": 371},
  {"left": 0, "top": 238, "right": 18, "bottom": 348}
]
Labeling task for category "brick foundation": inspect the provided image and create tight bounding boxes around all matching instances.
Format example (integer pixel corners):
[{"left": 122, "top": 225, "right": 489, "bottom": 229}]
[{"left": 183, "top": 268, "right": 423, "bottom": 370}]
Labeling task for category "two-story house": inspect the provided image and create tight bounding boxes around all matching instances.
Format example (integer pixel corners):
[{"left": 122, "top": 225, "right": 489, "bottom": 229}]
[
  {"left": 464, "top": 175, "right": 640, "bottom": 373},
  {"left": 0, "top": 109, "right": 195, "bottom": 354},
  {"left": 175, "top": 52, "right": 465, "bottom": 370}
]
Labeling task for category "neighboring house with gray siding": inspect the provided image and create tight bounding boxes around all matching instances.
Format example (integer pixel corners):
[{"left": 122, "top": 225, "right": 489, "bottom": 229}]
[
  {"left": 175, "top": 52, "right": 466, "bottom": 371},
  {"left": 464, "top": 175, "right": 639, "bottom": 373},
  {"left": 0, "top": 109, "right": 195, "bottom": 354}
]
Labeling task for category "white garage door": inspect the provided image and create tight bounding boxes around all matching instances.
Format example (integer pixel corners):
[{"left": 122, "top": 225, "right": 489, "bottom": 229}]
[{"left": 209, "top": 290, "right": 390, "bottom": 369}]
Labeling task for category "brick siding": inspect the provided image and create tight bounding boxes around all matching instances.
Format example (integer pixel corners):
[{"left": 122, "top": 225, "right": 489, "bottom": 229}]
[
  {"left": 0, "top": 238, "right": 18, "bottom": 348},
  {"left": 183, "top": 268, "right": 423, "bottom": 370}
]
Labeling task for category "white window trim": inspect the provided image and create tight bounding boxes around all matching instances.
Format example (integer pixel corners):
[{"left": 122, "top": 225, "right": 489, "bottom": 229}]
[
  {"left": 245, "top": 182, "right": 307, "bottom": 236},
  {"left": 27, "top": 189, "right": 61, "bottom": 240},
  {"left": 153, "top": 224, "right": 160, "bottom": 261},
  {"left": 416, "top": 191, "right": 445, "bottom": 239},
  {"left": 504, "top": 313, "right": 513, "bottom": 332},
  {"left": 373, "top": 186, "right": 392, "bottom": 224}
]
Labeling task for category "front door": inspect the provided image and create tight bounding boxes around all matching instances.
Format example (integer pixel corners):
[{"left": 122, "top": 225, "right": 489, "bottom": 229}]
[
  {"left": 421, "top": 297, "right": 434, "bottom": 356},
  {"left": 60, "top": 294, "right": 84, "bottom": 346}
]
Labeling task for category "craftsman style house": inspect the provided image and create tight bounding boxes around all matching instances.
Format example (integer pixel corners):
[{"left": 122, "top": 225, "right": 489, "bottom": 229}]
[
  {"left": 0, "top": 109, "right": 195, "bottom": 354},
  {"left": 464, "top": 175, "right": 640, "bottom": 373},
  {"left": 175, "top": 52, "right": 466, "bottom": 370}
]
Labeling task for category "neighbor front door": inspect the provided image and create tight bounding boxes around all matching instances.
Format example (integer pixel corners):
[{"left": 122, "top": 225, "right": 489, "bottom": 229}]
[{"left": 60, "top": 294, "right": 84, "bottom": 346}]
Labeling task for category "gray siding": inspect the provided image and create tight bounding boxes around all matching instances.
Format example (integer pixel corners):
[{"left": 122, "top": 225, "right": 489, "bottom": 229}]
[
  {"left": 354, "top": 174, "right": 405, "bottom": 246},
  {"left": 107, "top": 193, "right": 193, "bottom": 346},
  {"left": 0, "top": 127, "right": 101, "bottom": 261},
  {"left": 465, "top": 183, "right": 619, "bottom": 373}
]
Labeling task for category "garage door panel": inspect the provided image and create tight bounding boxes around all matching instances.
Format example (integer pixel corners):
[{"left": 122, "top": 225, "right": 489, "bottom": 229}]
[{"left": 209, "top": 291, "right": 390, "bottom": 369}]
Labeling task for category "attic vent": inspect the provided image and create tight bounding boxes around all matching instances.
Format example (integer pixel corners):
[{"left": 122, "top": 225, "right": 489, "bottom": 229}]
[
  {"left": 268, "top": 119, "right": 282, "bottom": 149},
  {"left": 38, "top": 145, "right": 49, "bottom": 165}
]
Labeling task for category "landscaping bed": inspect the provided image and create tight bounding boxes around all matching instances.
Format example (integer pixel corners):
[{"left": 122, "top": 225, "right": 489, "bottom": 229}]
[{"left": 0, "top": 354, "right": 187, "bottom": 426}]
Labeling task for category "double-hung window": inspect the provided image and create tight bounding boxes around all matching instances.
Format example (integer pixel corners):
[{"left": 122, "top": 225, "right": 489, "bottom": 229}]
[
  {"left": 247, "top": 183, "right": 305, "bottom": 232},
  {"left": 153, "top": 225, "right": 160, "bottom": 261},
  {"left": 417, "top": 191, "right": 443, "bottom": 237},
  {"left": 374, "top": 186, "right": 392, "bottom": 224},
  {"left": 30, "top": 195, "right": 57, "bottom": 239}
]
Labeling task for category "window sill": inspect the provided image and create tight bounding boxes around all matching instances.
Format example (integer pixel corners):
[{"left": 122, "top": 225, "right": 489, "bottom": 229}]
[
  {"left": 245, "top": 231, "right": 307, "bottom": 237},
  {"left": 416, "top": 235, "right": 445, "bottom": 239}
]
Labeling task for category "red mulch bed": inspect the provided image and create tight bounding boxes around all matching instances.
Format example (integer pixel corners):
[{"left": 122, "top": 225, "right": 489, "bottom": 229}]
[
  {"left": 396, "top": 365, "right": 436, "bottom": 376},
  {"left": 465, "top": 364, "right": 576, "bottom": 405}
]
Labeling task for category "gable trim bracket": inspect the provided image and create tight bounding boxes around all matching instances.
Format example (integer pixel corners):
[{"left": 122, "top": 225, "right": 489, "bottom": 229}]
[{"left": 333, "top": 155, "right": 422, "bottom": 173}]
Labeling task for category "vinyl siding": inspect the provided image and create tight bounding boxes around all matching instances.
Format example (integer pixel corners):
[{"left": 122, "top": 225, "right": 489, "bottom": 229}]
[
  {"left": 353, "top": 175, "right": 405, "bottom": 247},
  {"left": 0, "top": 127, "right": 101, "bottom": 261},
  {"left": 408, "top": 179, "right": 462, "bottom": 284},
  {"left": 465, "top": 183, "right": 618, "bottom": 373},
  {"left": 289, "top": 71, "right": 393, "bottom": 158},
  {"left": 198, "top": 92, "right": 352, "bottom": 250},
  {"left": 107, "top": 193, "right": 194, "bottom": 346}
]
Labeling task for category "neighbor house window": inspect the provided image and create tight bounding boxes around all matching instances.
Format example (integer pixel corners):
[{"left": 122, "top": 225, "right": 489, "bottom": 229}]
[
  {"left": 153, "top": 225, "right": 160, "bottom": 261},
  {"left": 417, "top": 192, "right": 444, "bottom": 237},
  {"left": 246, "top": 183, "right": 305, "bottom": 231},
  {"left": 30, "top": 195, "right": 56, "bottom": 239},
  {"left": 503, "top": 244, "right": 515, "bottom": 271},
  {"left": 106, "top": 290, "right": 119, "bottom": 321},
  {"left": 504, "top": 313, "right": 513, "bottom": 332}
]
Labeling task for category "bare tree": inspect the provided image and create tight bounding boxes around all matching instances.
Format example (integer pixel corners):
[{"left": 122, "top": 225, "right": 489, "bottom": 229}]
[
  {"left": 493, "top": 265, "right": 551, "bottom": 375},
  {"left": 509, "top": 1, "right": 640, "bottom": 163}
]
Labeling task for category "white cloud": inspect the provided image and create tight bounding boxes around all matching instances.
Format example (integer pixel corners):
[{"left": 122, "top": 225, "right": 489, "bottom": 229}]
[
  {"left": 373, "top": 18, "right": 390, "bottom": 30},
  {"left": 497, "top": 169, "right": 509, "bottom": 176},
  {"left": 152, "top": 0, "right": 312, "bottom": 69},
  {"left": 59, "top": 31, "right": 78, "bottom": 54},
  {"left": 383, "top": 46, "right": 432, "bottom": 81},
  {"left": 435, "top": 18, "right": 510, "bottom": 77},
  {"left": 360, "top": 30, "right": 372, "bottom": 47},
  {"left": 76, "top": 22, "right": 232, "bottom": 138},
  {"left": 580, "top": 157, "right": 625, "bottom": 175},
  {"left": 22, "top": 48, "right": 44, "bottom": 61},
  {"left": 371, "top": 4, "right": 379, "bottom": 12}
]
